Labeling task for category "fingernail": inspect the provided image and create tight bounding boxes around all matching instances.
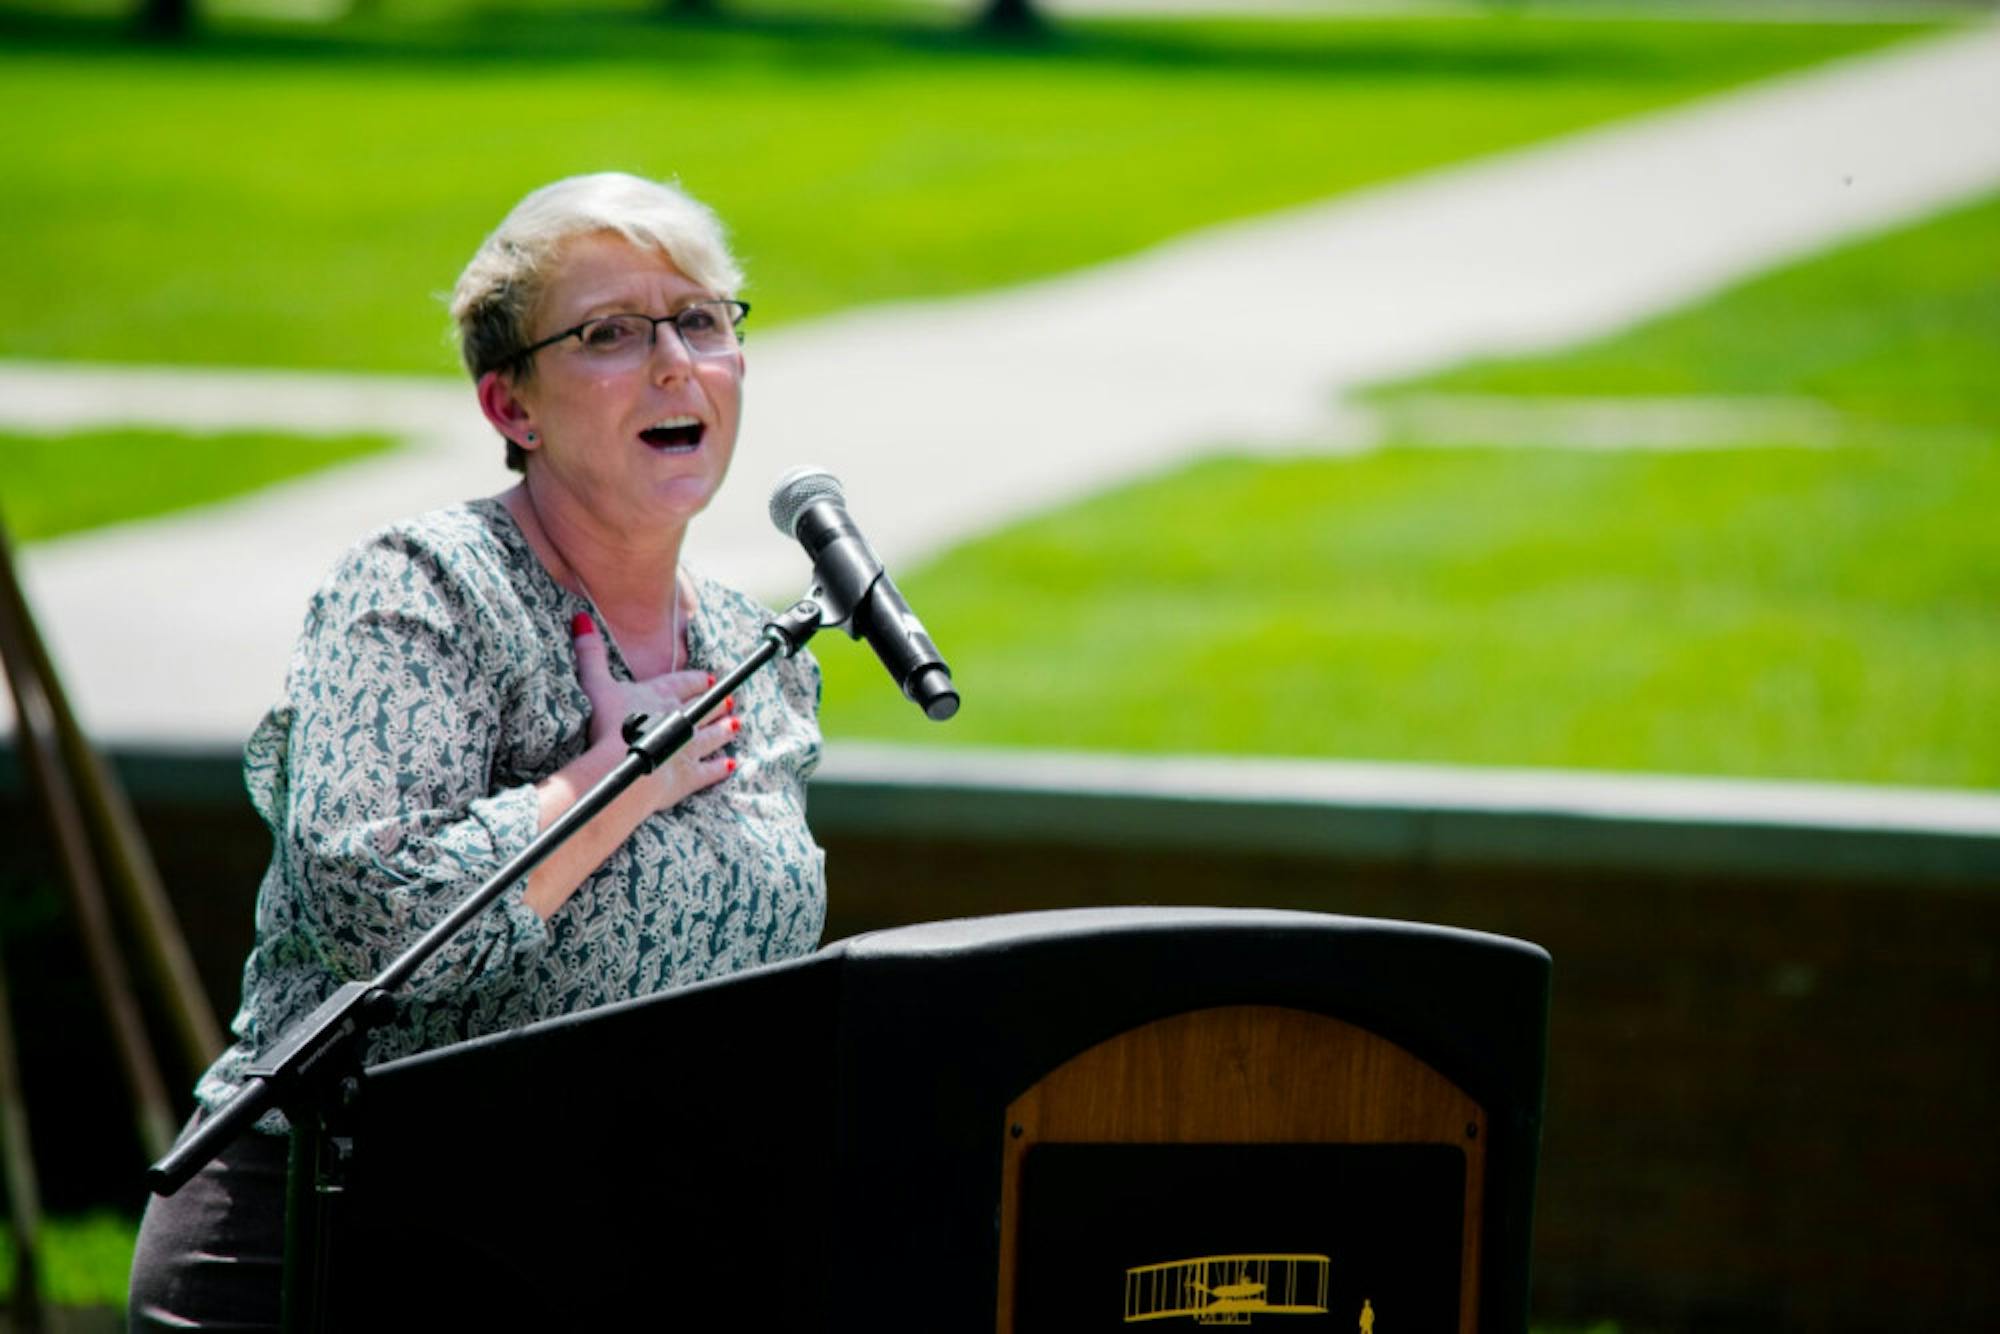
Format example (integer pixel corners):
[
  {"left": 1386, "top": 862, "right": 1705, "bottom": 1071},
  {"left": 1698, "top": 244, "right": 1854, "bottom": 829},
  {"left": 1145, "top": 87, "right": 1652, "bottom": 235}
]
[
  {"left": 570, "top": 613, "right": 595, "bottom": 637},
  {"left": 724, "top": 696, "right": 735, "bottom": 713},
  {"left": 726, "top": 758, "right": 736, "bottom": 774},
  {"left": 730, "top": 717, "right": 742, "bottom": 734},
  {"left": 707, "top": 673, "right": 716, "bottom": 687}
]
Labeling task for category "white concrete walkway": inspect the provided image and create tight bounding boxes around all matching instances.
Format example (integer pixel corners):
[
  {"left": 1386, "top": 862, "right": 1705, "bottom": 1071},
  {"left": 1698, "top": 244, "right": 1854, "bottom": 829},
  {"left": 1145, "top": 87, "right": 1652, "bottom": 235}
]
[{"left": 5, "top": 19, "right": 1999, "bottom": 747}]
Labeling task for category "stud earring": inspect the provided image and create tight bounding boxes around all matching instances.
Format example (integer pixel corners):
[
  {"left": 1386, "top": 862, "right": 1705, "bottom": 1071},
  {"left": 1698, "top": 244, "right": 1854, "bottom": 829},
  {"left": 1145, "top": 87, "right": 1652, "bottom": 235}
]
[{"left": 524, "top": 431, "right": 538, "bottom": 444}]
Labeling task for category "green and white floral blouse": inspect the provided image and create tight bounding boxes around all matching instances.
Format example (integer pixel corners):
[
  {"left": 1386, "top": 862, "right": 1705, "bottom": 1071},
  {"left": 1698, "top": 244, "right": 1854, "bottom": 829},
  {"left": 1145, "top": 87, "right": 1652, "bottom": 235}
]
[{"left": 195, "top": 498, "right": 826, "bottom": 1126}]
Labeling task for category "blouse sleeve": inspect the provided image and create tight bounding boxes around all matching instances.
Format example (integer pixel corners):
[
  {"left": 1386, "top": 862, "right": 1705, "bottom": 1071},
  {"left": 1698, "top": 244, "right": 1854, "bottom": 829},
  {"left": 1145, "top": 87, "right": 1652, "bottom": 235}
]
[{"left": 256, "top": 529, "right": 550, "bottom": 1002}]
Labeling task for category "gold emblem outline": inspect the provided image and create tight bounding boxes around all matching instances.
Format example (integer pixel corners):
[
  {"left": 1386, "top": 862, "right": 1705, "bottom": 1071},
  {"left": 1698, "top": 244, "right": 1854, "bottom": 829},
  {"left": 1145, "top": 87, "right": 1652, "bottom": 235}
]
[{"left": 1123, "top": 1252, "right": 1332, "bottom": 1325}]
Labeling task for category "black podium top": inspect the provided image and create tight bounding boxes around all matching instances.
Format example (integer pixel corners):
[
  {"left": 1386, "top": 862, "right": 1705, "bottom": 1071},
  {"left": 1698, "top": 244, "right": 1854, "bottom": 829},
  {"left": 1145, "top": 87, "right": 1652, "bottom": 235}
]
[{"left": 343, "top": 908, "right": 1549, "bottom": 1332}]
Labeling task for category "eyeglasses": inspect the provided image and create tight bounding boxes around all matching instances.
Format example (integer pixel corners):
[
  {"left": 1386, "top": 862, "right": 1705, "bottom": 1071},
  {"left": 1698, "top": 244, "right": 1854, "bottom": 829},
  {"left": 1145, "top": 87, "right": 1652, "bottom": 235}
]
[{"left": 514, "top": 300, "right": 749, "bottom": 367}]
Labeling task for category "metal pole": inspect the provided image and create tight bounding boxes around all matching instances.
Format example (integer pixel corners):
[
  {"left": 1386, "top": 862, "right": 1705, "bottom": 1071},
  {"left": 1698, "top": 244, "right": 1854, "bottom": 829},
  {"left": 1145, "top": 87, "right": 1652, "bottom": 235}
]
[
  {"left": 0, "top": 940, "right": 45, "bottom": 1329},
  {"left": 0, "top": 518, "right": 222, "bottom": 1072},
  {"left": 0, "top": 540, "right": 177, "bottom": 1162}
]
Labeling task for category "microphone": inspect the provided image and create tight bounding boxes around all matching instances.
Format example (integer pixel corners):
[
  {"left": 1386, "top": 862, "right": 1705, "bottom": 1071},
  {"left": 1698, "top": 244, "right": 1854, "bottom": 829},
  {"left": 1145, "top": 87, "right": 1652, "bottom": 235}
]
[{"left": 769, "top": 467, "right": 959, "bottom": 721}]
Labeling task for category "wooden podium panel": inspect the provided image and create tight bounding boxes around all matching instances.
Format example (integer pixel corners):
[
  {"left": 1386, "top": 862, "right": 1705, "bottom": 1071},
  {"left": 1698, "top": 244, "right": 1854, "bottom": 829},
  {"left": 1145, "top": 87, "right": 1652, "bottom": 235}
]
[{"left": 999, "top": 1005, "right": 1485, "bottom": 1334}]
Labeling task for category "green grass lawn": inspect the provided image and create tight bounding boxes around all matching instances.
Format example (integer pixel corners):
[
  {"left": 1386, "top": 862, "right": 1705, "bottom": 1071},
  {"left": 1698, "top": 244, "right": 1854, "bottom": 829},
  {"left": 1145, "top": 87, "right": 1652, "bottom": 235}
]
[
  {"left": 819, "top": 440, "right": 2000, "bottom": 787},
  {"left": 0, "top": 9, "right": 1930, "bottom": 374},
  {"left": 3, "top": 7, "right": 1986, "bottom": 787},
  {"left": 0, "top": 427, "right": 396, "bottom": 543},
  {"left": 0, "top": 1210, "right": 135, "bottom": 1308},
  {"left": 818, "top": 192, "right": 2000, "bottom": 787}
]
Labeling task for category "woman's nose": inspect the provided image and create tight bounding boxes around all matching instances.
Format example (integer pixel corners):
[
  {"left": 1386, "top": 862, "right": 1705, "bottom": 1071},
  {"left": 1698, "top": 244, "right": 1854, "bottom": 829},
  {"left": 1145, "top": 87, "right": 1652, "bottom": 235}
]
[{"left": 649, "top": 322, "right": 697, "bottom": 378}]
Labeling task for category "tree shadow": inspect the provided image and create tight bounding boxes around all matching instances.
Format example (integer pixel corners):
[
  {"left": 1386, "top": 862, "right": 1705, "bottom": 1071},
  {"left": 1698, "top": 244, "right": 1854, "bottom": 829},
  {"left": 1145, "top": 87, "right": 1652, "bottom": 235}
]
[{"left": 0, "top": 2, "right": 1699, "bottom": 85}]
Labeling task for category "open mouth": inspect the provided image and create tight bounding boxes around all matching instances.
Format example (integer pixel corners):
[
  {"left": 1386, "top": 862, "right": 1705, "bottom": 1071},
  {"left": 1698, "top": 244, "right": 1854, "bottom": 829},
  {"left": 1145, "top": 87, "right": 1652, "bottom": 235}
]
[{"left": 640, "top": 416, "right": 705, "bottom": 451}]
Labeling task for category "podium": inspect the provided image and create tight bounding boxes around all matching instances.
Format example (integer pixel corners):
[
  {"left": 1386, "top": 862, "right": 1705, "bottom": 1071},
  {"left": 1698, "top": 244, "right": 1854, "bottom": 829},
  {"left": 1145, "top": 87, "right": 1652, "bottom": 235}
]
[{"left": 324, "top": 908, "right": 1548, "bottom": 1331}]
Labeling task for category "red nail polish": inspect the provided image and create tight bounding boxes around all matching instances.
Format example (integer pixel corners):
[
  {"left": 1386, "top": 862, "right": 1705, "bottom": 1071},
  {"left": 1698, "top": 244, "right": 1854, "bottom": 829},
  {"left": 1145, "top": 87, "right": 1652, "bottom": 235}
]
[
  {"left": 570, "top": 612, "right": 594, "bottom": 637},
  {"left": 726, "top": 758, "right": 736, "bottom": 774},
  {"left": 724, "top": 696, "right": 735, "bottom": 713},
  {"left": 707, "top": 673, "right": 716, "bottom": 687},
  {"left": 730, "top": 717, "right": 742, "bottom": 734}
]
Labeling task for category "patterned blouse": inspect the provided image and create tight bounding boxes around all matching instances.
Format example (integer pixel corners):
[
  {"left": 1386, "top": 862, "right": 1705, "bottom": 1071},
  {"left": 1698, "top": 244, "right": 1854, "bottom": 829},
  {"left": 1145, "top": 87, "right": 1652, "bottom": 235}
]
[{"left": 194, "top": 497, "right": 827, "bottom": 1125}]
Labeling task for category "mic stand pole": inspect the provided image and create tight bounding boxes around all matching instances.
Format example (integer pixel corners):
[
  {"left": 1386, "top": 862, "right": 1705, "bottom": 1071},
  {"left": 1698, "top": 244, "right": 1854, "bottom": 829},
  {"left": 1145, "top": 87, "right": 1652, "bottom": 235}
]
[{"left": 145, "top": 597, "right": 824, "bottom": 1333}]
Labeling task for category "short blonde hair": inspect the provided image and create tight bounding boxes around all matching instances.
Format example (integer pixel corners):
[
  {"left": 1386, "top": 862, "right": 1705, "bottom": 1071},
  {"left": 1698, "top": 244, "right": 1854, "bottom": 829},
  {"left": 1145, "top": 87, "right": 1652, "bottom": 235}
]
[{"left": 450, "top": 173, "right": 745, "bottom": 471}]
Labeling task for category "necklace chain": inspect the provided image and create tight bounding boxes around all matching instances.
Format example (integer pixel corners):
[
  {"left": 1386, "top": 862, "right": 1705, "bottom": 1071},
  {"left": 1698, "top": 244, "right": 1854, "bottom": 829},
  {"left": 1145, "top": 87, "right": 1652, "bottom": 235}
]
[
  {"left": 575, "top": 571, "right": 681, "bottom": 675},
  {"left": 523, "top": 485, "right": 682, "bottom": 674}
]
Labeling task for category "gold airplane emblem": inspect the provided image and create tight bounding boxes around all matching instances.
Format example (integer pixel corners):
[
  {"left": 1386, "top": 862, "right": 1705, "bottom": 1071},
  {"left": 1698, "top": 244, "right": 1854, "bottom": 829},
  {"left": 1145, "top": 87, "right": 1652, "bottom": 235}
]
[{"left": 1123, "top": 1254, "right": 1330, "bottom": 1325}]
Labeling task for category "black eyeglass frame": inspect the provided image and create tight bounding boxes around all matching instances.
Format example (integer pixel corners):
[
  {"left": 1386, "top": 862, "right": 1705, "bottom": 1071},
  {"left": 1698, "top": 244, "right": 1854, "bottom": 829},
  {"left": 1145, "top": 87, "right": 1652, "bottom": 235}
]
[{"left": 511, "top": 300, "right": 751, "bottom": 365}]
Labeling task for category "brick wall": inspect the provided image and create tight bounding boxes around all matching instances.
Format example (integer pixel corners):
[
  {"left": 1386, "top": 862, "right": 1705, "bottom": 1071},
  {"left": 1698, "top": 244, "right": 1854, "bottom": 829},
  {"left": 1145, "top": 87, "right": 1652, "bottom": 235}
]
[
  {"left": 3, "top": 747, "right": 1994, "bottom": 1328},
  {"left": 818, "top": 830, "right": 1998, "bottom": 1330}
]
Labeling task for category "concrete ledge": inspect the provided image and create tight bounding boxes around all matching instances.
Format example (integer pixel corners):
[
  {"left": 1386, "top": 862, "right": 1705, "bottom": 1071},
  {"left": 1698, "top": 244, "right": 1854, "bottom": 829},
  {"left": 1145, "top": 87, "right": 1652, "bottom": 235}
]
[
  {"left": 813, "top": 745, "right": 2000, "bottom": 889},
  {"left": 10, "top": 740, "right": 1994, "bottom": 891}
]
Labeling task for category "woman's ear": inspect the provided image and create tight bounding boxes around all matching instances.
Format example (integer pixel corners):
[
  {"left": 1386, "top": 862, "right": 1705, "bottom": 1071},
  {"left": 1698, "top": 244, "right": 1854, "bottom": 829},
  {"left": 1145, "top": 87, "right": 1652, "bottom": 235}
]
[{"left": 477, "top": 370, "right": 538, "bottom": 453}]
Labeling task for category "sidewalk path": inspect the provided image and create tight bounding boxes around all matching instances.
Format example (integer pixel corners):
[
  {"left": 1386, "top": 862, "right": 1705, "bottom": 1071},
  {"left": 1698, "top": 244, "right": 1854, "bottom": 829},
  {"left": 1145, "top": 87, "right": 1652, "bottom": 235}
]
[{"left": 6, "top": 20, "right": 1999, "bottom": 747}]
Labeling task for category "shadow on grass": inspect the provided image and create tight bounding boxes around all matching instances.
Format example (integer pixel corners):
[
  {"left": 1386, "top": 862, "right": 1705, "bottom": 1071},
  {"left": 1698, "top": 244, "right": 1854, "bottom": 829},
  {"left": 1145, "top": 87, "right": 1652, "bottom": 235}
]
[{"left": 0, "top": 2, "right": 1742, "bottom": 84}]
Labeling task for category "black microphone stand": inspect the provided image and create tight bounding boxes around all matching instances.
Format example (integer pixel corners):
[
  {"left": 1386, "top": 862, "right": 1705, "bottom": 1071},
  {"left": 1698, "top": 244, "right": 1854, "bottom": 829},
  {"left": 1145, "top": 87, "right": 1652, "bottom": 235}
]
[{"left": 146, "top": 597, "right": 825, "bottom": 1332}]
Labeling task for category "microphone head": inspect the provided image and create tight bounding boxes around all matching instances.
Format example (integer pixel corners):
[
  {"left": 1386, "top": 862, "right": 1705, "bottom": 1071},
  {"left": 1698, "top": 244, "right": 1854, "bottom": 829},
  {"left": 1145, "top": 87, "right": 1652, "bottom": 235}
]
[{"left": 769, "top": 466, "right": 846, "bottom": 539}]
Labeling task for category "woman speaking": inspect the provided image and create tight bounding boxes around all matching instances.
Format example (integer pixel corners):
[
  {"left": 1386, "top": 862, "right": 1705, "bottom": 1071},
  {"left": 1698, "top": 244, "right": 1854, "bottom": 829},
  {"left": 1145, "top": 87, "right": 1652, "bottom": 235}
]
[{"left": 129, "top": 172, "right": 827, "bottom": 1329}]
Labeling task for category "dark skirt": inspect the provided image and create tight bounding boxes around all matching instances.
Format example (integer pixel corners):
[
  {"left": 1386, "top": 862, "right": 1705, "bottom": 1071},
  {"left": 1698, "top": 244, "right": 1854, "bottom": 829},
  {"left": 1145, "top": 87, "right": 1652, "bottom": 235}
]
[{"left": 128, "top": 1114, "right": 288, "bottom": 1332}]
